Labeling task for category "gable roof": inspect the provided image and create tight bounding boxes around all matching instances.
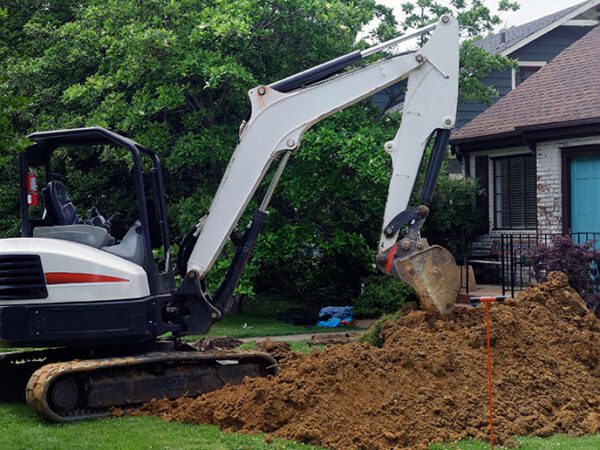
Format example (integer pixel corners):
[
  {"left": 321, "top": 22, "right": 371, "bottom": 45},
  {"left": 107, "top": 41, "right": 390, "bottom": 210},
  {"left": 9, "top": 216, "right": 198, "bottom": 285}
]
[
  {"left": 450, "top": 25, "right": 600, "bottom": 146},
  {"left": 475, "top": 0, "right": 600, "bottom": 55}
]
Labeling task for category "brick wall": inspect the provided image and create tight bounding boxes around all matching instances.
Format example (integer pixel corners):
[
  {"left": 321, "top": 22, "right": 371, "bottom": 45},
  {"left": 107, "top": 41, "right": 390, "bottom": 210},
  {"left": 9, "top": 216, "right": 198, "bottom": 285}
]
[
  {"left": 460, "top": 137, "right": 600, "bottom": 255},
  {"left": 536, "top": 136, "right": 600, "bottom": 234},
  {"left": 536, "top": 142, "right": 562, "bottom": 234}
]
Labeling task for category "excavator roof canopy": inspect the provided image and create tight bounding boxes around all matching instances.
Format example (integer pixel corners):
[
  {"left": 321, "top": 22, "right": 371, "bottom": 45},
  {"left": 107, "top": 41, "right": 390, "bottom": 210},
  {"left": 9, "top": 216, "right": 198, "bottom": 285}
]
[{"left": 23, "top": 126, "right": 155, "bottom": 166}]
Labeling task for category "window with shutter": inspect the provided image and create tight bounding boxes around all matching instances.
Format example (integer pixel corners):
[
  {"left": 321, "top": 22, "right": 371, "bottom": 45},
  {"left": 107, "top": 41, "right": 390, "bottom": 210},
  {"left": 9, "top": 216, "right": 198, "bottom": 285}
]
[{"left": 493, "top": 154, "right": 536, "bottom": 229}]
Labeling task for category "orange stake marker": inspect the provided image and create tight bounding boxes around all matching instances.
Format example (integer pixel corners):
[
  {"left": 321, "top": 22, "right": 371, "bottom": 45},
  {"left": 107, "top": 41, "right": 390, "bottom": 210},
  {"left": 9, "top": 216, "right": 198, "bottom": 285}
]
[
  {"left": 470, "top": 296, "right": 505, "bottom": 450},
  {"left": 485, "top": 301, "right": 494, "bottom": 450}
]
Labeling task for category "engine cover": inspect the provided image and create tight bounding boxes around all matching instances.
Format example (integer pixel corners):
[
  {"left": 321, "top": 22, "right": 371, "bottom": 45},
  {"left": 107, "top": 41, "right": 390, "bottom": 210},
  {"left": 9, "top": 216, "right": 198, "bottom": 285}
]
[{"left": 0, "top": 238, "right": 150, "bottom": 305}]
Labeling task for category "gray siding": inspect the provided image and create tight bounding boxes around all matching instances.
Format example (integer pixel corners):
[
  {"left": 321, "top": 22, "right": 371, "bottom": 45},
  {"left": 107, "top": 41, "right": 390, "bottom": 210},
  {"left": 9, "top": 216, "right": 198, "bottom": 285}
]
[
  {"left": 456, "top": 69, "right": 512, "bottom": 129},
  {"left": 511, "top": 26, "right": 593, "bottom": 61},
  {"left": 456, "top": 26, "right": 595, "bottom": 129},
  {"left": 373, "top": 24, "right": 596, "bottom": 129},
  {"left": 456, "top": 102, "right": 488, "bottom": 129},
  {"left": 371, "top": 81, "right": 406, "bottom": 110}
]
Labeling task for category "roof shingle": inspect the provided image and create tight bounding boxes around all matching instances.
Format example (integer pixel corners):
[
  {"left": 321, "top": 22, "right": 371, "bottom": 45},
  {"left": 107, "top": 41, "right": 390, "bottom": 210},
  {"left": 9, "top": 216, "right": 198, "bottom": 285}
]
[
  {"left": 451, "top": 25, "right": 600, "bottom": 144},
  {"left": 475, "top": 2, "right": 584, "bottom": 54}
]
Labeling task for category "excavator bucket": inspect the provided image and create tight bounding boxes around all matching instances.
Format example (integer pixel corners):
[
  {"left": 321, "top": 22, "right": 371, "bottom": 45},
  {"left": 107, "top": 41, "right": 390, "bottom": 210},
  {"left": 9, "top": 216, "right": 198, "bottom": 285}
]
[{"left": 393, "top": 244, "right": 460, "bottom": 316}]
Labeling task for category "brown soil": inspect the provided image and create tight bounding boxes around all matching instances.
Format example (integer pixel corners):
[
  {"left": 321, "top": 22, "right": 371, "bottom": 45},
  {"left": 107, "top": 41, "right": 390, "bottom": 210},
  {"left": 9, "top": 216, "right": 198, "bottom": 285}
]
[
  {"left": 190, "top": 336, "right": 243, "bottom": 351},
  {"left": 135, "top": 272, "right": 600, "bottom": 449},
  {"left": 309, "top": 332, "right": 357, "bottom": 346},
  {"left": 256, "top": 339, "right": 293, "bottom": 363}
]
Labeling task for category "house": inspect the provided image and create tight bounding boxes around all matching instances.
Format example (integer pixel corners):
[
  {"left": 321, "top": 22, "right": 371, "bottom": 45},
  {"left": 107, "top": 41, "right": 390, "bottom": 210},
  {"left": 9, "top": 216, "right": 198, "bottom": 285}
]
[
  {"left": 374, "top": 2, "right": 600, "bottom": 178},
  {"left": 456, "top": 0, "right": 600, "bottom": 129},
  {"left": 450, "top": 24, "right": 600, "bottom": 245},
  {"left": 374, "top": 1, "right": 600, "bottom": 129}
]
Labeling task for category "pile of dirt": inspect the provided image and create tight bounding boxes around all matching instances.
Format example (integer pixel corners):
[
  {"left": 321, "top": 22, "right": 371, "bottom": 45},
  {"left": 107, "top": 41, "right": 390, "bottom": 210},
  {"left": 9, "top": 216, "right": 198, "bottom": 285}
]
[
  {"left": 256, "top": 340, "right": 293, "bottom": 363},
  {"left": 190, "top": 336, "right": 243, "bottom": 351},
  {"left": 135, "top": 272, "right": 600, "bottom": 449}
]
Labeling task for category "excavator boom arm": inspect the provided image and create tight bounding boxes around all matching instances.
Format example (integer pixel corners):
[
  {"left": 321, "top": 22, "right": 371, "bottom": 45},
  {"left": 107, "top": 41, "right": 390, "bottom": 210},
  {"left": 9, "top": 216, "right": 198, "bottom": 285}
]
[{"left": 187, "top": 15, "right": 459, "bottom": 280}]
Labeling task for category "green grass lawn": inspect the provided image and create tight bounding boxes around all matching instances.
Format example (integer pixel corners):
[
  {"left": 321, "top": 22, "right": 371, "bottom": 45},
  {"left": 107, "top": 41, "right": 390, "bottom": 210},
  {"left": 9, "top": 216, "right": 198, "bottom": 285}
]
[
  {"left": 203, "top": 313, "right": 335, "bottom": 339},
  {"left": 0, "top": 403, "right": 322, "bottom": 450},
  {"left": 432, "top": 434, "right": 600, "bottom": 449},
  {"left": 1, "top": 401, "right": 598, "bottom": 450},
  {"left": 196, "top": 296, "right": 354, "bottom": 339},
  {"left": 238, "top": 339, "right": 325, "bottom": 353}
]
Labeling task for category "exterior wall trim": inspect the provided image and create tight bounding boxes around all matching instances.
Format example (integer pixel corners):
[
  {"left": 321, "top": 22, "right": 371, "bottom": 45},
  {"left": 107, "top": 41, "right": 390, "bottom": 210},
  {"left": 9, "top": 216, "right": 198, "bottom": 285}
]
[
  {"left": 564, "top": 19, "right": 600, "bottom": 26},
  {"left": 452, "top": 119, "right": 600, "bottom": 154},
  {"left": 511, "top": 61, "right": 547, "bottom": 90},
  {"left": 498, "top": 1, "right": 600, "bottom": 56},
  {"left": 560, "top": 144, "right": 600, "bottom": 233}
]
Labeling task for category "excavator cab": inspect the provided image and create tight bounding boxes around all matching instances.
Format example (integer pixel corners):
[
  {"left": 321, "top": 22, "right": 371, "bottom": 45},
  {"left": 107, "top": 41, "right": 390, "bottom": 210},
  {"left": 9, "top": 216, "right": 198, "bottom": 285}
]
[{"left": 18, "top": 127, "right": 174, "bottom": 294}]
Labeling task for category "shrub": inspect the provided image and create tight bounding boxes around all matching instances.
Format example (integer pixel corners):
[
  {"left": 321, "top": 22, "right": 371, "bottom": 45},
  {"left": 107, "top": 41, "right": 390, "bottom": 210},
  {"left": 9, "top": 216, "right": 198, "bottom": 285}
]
[
  {"left": 353, "top": 274, "right": 417, "bottom": 318},
  {"left": 424, "top": 176, "right": 488, "bottom": 258},
  {"left": 359, "top": 310, "right": 403, "bottom": 347},
  {"left": 530, "top": 235, "right": 600, "bottom": 313}
]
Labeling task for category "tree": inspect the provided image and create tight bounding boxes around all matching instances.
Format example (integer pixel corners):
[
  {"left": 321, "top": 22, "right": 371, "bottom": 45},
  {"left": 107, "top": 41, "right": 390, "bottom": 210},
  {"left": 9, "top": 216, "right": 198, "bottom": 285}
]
[
  {"left": 399, "top": 0, "right": 520, "bottom": 104},
  {"left": 0, "top": 0, "right": 392, "bottom": 297},
  {"left": 0, "top": 0, "right": 519, "bottom": 302},
  {"left": 0, "top": 7, "right": 32, "bottom": 237},
  {"left": 401, "top": 0, "right": 520, "bottom": 37},
  {"left": 424, "top": 176, "right": 488, "bottom": 258}
]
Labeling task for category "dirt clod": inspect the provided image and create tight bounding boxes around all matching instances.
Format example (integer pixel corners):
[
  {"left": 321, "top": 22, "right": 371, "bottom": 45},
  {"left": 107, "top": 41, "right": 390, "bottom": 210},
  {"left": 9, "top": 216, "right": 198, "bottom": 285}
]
[
  {"left": 136, "top": 272, "right": 600, "bottom": 449},
  {"left": 309, "top": 332, "right": 357, "bottom": 346},
  {"left": 190, "top": 336, "right": 243, "bottom": 351},
  {"left": 256, "top": 340, "right": 292, "bottom": 363}
]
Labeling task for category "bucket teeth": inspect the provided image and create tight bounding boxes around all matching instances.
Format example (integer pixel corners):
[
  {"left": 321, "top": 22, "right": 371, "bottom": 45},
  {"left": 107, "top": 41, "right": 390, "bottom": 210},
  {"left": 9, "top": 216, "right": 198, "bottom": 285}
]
[{"left": 393, "top": 244, "right": 460, "bottom": 316}]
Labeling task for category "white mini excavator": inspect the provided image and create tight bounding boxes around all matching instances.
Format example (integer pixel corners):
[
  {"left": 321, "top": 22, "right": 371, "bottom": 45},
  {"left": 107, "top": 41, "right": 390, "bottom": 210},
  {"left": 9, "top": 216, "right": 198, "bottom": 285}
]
[{"left": 0, "top": 15, "right": 459, "bottom": 421}]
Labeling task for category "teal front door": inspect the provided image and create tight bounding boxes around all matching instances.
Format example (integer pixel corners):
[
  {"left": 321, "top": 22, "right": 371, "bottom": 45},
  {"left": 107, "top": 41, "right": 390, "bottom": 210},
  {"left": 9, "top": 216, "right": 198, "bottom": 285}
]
[{"left": 570, "top": 156, "right": 600, "bottom": 236}]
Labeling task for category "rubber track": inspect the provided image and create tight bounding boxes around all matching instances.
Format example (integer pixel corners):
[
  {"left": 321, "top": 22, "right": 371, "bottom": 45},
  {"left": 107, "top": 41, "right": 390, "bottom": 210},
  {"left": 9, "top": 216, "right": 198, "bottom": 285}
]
[{"left": 26, "top": 351, "right": 278, "bottom": 422}]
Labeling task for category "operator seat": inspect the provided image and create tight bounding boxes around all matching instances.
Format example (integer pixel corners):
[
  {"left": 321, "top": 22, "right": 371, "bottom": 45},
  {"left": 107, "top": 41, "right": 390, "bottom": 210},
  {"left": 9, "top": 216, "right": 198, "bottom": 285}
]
[
  {"left": 34, "top": 180, "right": 115, "bottom": 249},
  {"left": 42, "top": 181, "right": 78, "bottom": 225}
]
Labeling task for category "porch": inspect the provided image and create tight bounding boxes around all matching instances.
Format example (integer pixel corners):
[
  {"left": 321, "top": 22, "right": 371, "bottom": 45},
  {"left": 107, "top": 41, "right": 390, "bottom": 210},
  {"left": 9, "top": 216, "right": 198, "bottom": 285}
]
[{"left": 460, "top": 232, "right": 600, "bottom": 298}]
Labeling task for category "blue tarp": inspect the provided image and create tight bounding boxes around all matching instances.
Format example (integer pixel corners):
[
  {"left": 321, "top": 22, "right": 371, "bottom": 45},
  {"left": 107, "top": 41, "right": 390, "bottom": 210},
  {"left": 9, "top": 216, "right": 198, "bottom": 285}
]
[{"left": 316, "top": 306, "right": 353, "bottom": 328}]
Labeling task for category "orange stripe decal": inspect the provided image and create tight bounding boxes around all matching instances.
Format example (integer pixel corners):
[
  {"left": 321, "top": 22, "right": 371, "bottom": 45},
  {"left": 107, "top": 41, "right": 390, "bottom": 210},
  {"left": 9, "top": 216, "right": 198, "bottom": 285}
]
[
  {"left": 45, "top": 273, "right": 129, "bottom": 285},
  {"left": 385, "top": 244, "right": 398, "bottom": 274}
]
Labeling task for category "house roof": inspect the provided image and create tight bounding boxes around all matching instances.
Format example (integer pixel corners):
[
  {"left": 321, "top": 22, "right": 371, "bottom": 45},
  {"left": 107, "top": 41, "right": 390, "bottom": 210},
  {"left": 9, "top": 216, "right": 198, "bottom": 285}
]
[
  {"left": 474, "top": 1, "right": 600, "bottom": 55},
  {"left": 450, "top": 25, "right": 600, "bottom": 147}
]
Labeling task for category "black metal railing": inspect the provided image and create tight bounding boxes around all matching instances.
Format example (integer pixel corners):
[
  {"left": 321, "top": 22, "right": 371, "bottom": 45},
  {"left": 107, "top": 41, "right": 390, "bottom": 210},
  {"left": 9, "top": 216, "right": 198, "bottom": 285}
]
[{"left": 464, "top": 232, "right": 600, "bottom": 298}]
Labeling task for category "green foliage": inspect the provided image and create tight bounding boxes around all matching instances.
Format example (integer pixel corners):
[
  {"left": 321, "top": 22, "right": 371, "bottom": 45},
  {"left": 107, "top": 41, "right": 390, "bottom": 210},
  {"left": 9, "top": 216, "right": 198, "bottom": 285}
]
[
  {"left": 425, "top": 175, "right": 488, "bottom": 257},
  {"left": 401, "top": 0, "right": 519, "bottom": 36},
  {"left": 0, "top": 0, "right": 518, "bottom": 300},
  {"left": 252, "top": 107, "right": 399, "bottom": 303},
  {"left": 0, "top": 0, "right": 386, "bottom": 297},
  {"left": 0, "top": 6, "right": 30, "bottom": 236},
  {"left": 0, "top": 88, "right": 29, "bottom": 237},
  {"left": 358, "top": 309, "right": 403, "bottom": 347},
  {"left": 459, "top": 38, "right": 518, "bottom": 104},
  {"left": 400, "top": 0, "right": 520, "bottom": 104},
  {"left": 353, "top": 275, "right": 416, "bottom": 317}
]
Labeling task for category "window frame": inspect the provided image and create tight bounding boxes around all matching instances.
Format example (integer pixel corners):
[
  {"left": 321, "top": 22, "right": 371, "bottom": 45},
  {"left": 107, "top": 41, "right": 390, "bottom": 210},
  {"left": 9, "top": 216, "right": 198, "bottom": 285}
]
[
  {"left": 511, "top": 61, "right": 546, "bottom": 89},
  {"left": 492, "top": 153, "right": 537, "bottom": 230}
]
